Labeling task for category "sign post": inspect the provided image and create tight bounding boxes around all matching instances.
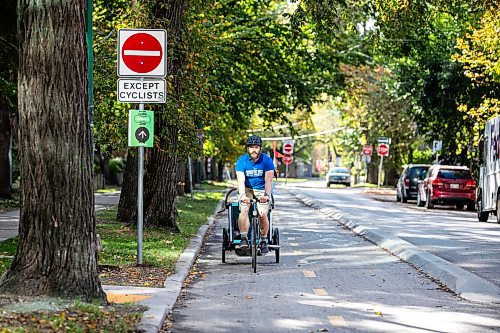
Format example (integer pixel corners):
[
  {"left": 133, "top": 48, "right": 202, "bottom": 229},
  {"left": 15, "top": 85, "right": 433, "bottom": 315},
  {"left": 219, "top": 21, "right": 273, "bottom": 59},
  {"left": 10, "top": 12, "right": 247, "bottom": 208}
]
[
  {"left": 283, "top": 153, "right": 294, "bottom": 185},
  {"left": 377, "top": 143, "right": 390, "bottom": 188},
  {"left": 432, "top": 140, "right": 442, "bottom": 164},
  {"left": 118, "top": 28, "right": 167, "bottom": 265}
]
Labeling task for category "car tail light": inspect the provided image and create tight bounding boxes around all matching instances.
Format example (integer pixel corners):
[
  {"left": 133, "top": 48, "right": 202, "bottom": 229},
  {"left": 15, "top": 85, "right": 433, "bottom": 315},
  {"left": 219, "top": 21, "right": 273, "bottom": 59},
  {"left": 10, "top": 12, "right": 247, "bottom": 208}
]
[
  {"left": 465, "top": 180, "right": 476, "bottom": 188},
  {"left": 404, "top": 178, "right": 410, "bottom": 188},
  {"left": 431, "top": 178, "right": 444, "bottom": 188}
]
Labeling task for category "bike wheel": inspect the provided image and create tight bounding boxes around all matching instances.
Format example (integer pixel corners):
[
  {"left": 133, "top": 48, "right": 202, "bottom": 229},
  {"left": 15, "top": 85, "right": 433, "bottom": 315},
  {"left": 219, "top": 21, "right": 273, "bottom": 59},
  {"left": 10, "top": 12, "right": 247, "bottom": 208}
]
[
  {"left": 251, "top": 218, "right": 258, "bottom": 273},
  {"left": 273, "top": 228, "right": 280, "bottom": 263}
]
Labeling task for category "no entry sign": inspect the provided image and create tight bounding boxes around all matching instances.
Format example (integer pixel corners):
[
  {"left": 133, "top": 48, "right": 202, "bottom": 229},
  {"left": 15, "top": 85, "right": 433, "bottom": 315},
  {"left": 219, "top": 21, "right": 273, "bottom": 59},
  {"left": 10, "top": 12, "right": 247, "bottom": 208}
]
[
  {"left": 282, "top": 139, "right": 294, "bottom": 154},
  {"left": 118, "top": 29, "right": 167, "bottom": 77},
  {"left": 283, "top": 153, "right": 294, "bottom": 165},
  {"left": 377, "top": 143, "right": 390, "bottom": 157}
]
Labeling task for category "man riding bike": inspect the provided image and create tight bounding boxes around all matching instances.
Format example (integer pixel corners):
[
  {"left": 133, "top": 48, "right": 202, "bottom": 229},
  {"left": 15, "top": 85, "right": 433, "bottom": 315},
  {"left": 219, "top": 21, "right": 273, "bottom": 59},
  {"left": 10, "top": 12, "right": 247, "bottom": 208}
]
[{"left": 235, "top": 135, "right": 275, "bottom": 254}]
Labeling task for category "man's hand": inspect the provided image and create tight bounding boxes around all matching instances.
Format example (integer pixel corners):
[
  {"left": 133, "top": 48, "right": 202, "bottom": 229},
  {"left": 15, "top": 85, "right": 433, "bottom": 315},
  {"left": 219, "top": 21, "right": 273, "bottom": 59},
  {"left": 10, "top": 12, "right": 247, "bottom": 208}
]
[
  {"left": 239, "top": 193, "right": 250, "bottom": 204},
  {"left": 259, "top": 193, "right": 269, "bottom": 203}
]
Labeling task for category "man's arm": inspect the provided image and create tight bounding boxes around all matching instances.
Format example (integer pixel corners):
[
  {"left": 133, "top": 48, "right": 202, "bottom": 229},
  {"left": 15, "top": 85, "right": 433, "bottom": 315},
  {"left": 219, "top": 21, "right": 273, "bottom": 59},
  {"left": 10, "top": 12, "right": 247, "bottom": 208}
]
[
  {"left": 264, "top": 170, "right": 274, "bottom": 196},
  {"left": 236, "top": 171, "right": 248, "bottom": 201}
]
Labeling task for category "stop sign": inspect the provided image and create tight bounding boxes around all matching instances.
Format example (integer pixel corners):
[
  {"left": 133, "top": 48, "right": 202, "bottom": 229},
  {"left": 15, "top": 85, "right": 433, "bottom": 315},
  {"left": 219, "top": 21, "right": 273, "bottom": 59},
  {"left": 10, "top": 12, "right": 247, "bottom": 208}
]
[
  {"left": 377, "top": 143, "right": 390, "bottom": 157},
  {"left": 118, "top": 29, "right": 167, "bottom": 77},
  {"left": 283, "top": 153, "right": 294, "bottom": 165}
]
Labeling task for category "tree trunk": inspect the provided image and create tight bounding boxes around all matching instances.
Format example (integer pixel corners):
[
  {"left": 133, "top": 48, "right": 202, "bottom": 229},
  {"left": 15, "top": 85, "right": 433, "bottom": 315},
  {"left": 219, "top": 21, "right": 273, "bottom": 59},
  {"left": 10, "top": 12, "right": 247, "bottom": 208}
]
[
  {"left": 137, "top": 0, "right": 186, "bottom": 231},
  {"left": 0, "top": 97, "right": 12, "bottom": 199},
  {"left": 176, "top": 161, "right": 186, "bottom": 196},
  {"left": 0, "top": 1, "right": 105, "bottom": 302},
  {"left": 117, "top": 150, "right": 138, "bottom": 224}
]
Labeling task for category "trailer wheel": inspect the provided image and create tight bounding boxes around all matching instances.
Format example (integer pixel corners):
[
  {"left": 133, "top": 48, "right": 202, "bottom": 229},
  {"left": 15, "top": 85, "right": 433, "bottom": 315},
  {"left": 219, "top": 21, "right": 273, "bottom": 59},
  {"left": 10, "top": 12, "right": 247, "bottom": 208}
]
[{"left": 477, "top": 190, "right": 489, "bottom": 222}]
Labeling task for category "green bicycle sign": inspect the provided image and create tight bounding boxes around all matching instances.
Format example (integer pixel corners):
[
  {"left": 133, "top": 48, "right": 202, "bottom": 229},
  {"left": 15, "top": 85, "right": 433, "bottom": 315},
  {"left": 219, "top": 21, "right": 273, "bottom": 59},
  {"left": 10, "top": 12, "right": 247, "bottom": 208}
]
[{"left": 128, "top": 109, "right": 154, "bottom": 147}]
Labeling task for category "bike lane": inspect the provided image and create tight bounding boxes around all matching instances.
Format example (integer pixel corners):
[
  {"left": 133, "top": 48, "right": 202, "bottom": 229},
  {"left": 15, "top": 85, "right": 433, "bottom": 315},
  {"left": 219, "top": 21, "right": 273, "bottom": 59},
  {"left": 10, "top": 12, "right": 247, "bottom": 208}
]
[{"left": 166, "top": 191, "right": 500, "bottom": 333}]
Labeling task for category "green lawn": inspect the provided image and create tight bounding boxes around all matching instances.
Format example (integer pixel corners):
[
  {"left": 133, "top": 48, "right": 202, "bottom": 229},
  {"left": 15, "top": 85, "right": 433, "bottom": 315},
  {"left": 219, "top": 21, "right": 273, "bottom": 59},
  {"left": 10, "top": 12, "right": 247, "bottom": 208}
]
[{"left": 0, "top": 190, "right": 225, "bottom": 276}]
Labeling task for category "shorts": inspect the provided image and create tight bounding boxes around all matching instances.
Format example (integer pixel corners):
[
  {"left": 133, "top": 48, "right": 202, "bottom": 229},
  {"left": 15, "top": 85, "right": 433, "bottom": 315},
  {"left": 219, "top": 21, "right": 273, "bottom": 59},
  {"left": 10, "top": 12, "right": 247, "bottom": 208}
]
[{"left": 240, "top": 188, "right": 270, "bottom": 216}]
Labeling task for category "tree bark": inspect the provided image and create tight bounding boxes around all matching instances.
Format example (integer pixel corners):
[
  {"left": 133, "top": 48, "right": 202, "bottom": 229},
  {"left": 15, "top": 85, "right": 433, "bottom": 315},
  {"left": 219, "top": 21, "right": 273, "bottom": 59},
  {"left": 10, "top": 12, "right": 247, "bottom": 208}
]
[
  {"left": 0, "top": 0, "right": 105, "bottom": 302},
  {"left": 0, "top": 97, "right": 12, "bottom": 199},
  {"left": 117, "top": 150, "right": 138, "bottom": 224}
]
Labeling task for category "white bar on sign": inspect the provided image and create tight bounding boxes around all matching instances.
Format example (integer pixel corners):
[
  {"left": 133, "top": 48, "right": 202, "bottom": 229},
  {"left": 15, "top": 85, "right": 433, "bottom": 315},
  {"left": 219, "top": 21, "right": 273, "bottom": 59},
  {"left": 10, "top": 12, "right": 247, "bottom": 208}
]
[{"left": 123, "top": 50, "right": 161, "bottom": 56}]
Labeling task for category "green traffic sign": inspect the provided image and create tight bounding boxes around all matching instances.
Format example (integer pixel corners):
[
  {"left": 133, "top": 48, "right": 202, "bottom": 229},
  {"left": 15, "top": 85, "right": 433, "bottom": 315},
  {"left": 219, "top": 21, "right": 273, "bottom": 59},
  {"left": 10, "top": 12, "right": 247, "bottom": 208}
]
[{"left": 128, "top": 110, "right": 154, "bottom": 147}]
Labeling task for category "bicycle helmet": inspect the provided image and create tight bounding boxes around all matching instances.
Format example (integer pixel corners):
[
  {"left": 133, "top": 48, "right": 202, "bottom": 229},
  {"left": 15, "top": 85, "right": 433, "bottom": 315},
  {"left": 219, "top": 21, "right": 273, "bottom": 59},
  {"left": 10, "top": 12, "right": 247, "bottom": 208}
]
[{"left": 246, "top": 135, "right": 262, "bottom": 147}]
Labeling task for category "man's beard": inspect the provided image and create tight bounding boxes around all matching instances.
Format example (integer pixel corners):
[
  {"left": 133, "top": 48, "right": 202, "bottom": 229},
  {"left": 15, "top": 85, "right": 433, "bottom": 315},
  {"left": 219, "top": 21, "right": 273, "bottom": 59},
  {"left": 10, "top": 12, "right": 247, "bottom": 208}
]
[{"left": 250, "top": 151, "right": 260, "bottom": 160}]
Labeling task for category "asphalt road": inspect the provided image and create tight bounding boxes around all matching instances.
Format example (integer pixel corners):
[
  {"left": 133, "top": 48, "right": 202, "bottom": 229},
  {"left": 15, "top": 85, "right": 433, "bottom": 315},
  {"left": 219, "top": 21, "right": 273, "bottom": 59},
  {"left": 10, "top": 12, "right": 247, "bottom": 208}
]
[
  {"left": 288, "top": 181, "right": 500, "bottom": 289},
  {"left": 168, "top": 189, "right": 500, "bottom": 333}
]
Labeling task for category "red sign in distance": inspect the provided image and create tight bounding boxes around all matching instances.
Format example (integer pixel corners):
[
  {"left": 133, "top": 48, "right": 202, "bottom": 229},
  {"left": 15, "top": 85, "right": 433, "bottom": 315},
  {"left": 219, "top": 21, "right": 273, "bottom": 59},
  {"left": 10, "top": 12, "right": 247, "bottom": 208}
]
[
  {"left": 377, "top": 144, "right": 389, "bottom": 157},
  {"left": 283, "top": 153, "right": 294, "bottom": 165},
  {"left": 362, "top": 145, "right": 373, "bottom": 156},
  {"left": 122, "top": 33, "right": 163, "bottom": 74},
  {"left": 283, "top": 143, "right": 293, "bottom": 154}
]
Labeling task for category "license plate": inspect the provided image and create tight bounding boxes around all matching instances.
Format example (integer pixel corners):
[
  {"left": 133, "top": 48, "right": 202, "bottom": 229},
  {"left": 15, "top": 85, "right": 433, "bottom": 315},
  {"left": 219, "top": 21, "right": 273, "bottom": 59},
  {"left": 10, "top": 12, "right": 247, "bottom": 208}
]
[{"left": 450, "top": 183, "right": 459, "bottom": 189}]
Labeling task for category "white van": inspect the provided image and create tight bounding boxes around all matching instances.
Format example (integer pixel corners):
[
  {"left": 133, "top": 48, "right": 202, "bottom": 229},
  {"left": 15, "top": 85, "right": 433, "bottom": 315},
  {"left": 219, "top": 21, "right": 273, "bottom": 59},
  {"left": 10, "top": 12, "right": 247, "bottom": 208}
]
[{"left": 477, "top": 115, "right": 500, "bottom": 222}]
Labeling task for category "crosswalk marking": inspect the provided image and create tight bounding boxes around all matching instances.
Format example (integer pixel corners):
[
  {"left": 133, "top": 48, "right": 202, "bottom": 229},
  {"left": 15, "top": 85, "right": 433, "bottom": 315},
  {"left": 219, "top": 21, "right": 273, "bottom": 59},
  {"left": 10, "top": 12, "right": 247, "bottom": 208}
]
[
  {"left": 328, "top": 316, "right": 347, "bottom": 327},
  {"left": 303, "top": 270, "right": 316, "bottom": 278},
  {"left": 287, "top": 237, "right": 296, "bottom": 240},
  {"left": 293, "top": 250, "right": 305, "bottom": 255},
  {"left": 313, "top": 288, "right": 328, "bottom": 296},
  {"left": 290, "top": 242, "right": 299, "bottom": 247}
]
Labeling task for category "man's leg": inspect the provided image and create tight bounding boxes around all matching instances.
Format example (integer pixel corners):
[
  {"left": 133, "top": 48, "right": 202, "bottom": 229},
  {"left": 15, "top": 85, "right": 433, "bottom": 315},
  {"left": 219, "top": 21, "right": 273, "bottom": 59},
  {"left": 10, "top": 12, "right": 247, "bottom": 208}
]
[
  {"left": 256, "top": 191, "right": 270, "bottom": 253},
  {"left": 237, "top": 189, "right": 253, "bottom": 249}
]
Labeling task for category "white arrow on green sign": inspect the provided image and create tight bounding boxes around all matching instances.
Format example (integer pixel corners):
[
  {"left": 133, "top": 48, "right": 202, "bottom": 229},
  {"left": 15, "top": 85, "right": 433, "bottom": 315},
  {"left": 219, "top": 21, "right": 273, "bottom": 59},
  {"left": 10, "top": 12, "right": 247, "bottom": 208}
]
[{"left": 128, "top": 110, "right": 154, "bottom": 147}]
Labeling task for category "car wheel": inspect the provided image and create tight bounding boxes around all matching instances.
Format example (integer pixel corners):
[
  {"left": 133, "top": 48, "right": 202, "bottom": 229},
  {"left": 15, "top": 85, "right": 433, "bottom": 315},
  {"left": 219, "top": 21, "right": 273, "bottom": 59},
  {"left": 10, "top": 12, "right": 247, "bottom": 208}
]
[
  {"left": 496, "top": 196, "right": 500, "bottom": 224},
  {"left": 326, "top": 182, "right": 330, "bottom": 188},
  {"left": 416, "top": 192, "right": 425, "bottom": 207},
  {"left": 426, "top": 190, "right": 434, "bottom": 209},
  {"left": 456, "top": 203, "right": 464, "bottom": 210},
  {"left": 400, "top": 191, "right": 407, "bottom": 203},
  {"left": 477, "top": 192, "right": 489, "bottom": 222}
]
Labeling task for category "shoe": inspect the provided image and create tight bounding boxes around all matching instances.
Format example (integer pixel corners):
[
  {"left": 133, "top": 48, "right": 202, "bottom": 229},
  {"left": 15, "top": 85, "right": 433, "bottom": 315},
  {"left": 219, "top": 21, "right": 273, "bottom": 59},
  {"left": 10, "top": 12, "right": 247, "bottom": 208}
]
[
  {"left": 237, "top": 237, "right": 249, "bottom": 250},
  {"left": 260, "top": 241, "right": 269, "bottom": 254}
]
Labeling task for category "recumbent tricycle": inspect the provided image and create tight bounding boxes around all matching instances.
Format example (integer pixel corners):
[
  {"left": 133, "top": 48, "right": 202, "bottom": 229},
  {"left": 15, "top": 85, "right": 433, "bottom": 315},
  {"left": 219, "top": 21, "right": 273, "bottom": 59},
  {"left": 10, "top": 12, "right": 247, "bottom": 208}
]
[{"left": 220, "top": 188, "right": 280, "bottom": 273}]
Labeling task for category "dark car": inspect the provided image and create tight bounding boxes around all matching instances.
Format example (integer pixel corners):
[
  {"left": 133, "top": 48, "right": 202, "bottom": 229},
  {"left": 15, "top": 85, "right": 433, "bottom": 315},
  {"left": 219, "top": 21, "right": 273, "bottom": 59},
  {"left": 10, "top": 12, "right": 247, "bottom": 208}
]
[
  {"left": 416, "top": 165, "right": 476, "bottom": 210},
  {"left": 396, "top": 164, "right": 430, "bottom": 203}
]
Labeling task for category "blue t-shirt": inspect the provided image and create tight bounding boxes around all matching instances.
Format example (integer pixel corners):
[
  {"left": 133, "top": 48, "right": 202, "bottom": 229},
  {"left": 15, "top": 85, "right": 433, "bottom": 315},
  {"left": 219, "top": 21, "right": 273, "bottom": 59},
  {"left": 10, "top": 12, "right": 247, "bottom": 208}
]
[{"left": 235, "top": 153, "right": 275, "bottom": 190}]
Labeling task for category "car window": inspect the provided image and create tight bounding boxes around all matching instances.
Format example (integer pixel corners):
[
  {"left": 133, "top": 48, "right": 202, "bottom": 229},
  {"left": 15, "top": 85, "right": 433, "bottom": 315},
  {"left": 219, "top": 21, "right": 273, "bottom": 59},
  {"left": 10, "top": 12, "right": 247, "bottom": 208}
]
[
  {"left": 408, "top": 167, "right": 428, "bottom": 179},
  {"left": 437, "top": 169, "right": 472, "bottom": 179},
  {"left": 329, "top": 167, "right": 349, "bottom": 174}
]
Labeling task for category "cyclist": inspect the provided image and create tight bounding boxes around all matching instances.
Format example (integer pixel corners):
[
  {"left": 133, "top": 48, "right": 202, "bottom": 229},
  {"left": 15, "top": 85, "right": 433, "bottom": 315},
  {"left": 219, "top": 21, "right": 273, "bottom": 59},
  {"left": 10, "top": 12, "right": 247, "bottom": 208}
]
[{"left": 235, "top": 135, "right": 275, "bottom": 254}]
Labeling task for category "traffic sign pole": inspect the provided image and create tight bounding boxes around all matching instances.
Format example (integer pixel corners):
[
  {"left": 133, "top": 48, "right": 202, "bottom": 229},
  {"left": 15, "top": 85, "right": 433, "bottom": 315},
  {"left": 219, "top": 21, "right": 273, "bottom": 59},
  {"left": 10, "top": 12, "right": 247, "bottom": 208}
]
[
  {"left": 378, "top": 155, "right": 384, "bottom": 188},
  {"left": 137, "top": 103, "right": 144, "bottom": 265}
]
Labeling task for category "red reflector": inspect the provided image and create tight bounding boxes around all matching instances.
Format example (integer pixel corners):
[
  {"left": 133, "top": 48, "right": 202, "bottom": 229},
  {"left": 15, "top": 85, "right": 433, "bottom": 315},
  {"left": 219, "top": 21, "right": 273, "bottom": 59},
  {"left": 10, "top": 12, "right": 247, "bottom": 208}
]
[
  {"left": 466, "top": 180, "right": 476, "bottom": 187},
  {"left": 431, "top": 179, "right": 443, "bottom": 187},
  {"left": 404, "top": 178, "right": 410, "bottom": 188}
]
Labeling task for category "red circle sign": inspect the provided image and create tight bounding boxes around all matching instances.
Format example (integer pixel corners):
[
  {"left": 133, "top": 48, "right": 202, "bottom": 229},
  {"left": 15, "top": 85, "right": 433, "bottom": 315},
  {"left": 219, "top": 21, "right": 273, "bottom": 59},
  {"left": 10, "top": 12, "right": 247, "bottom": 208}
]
[
  {"left": 362, "top": 145, "right": 372, "bottom": 156},
  {"left": 283, "top": 143, "right": 293, "bottom": 153},
  {"left": 377, "top": 144, "right": 389, "bottom": 157},
  {"left": 122, "top": 33, "right": 163, "bottom": 74},
  {"left": 283, "top": 153, "right": 294, "bottom": 165}
]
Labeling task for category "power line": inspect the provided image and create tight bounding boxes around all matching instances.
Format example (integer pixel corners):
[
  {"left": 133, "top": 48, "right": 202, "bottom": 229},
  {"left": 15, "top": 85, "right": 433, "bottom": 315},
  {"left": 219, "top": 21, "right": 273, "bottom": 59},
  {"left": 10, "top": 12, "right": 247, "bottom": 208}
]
[{"left": 261, "top": 128, "right": 345, "bottom": 141}]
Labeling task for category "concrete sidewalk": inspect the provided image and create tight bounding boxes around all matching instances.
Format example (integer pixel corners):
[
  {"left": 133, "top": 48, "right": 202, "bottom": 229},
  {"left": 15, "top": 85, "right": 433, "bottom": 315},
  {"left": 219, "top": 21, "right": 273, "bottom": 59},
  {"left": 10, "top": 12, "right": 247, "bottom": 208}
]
[{"left": 0, "top": 191, "right": 225, "bottom": 333}]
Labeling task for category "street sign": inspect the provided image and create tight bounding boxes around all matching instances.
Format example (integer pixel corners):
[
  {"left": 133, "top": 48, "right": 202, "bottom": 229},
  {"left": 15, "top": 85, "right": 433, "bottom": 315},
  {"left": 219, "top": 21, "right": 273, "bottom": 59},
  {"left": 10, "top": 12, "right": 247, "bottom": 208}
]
[
  {"left": 117, "top": 78, "right": 166, "bottom": 103},
  {"left": 128, "top": 110, "right": 154, "bottom": 147},
  {"left": 432, "top": 140, "right": 442, "bottom": 153},
  {"left": 377, "top": 143, "right": 390, "bottom": 157},
  {"left": 378, "top": 137, "right": 391, "bottom": 144},
  {"left": 118, "top": 29, "right": 167, "bottom": 77},
  {"left": 362, "top": 145, "right": 373, "bottom": 156},
  {"left": 283, "top": 139, "right": 295, "bottom": 154},
  {"left": 283, "top": 153, "right": 294, "bottom": 165}
]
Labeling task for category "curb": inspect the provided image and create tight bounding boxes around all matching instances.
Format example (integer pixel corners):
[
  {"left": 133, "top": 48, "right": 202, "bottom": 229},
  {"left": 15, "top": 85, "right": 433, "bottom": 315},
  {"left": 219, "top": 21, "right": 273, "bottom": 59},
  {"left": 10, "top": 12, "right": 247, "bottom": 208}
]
[
  {"left": 136, "top": 195, "right": 226, "bottom": 333},
  {"left": 289, "top": 191, "right": 500, "bottom": 305}
]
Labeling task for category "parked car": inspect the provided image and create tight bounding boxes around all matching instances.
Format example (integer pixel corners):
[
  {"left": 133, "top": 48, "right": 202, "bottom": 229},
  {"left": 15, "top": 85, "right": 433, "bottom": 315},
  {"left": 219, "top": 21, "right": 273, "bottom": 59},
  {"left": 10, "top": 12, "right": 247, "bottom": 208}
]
[
  {"left": 326, "top": 167, "right": 351, "bottom": 187},
  {"left": 396, "top": 164, "right": 430, "bottom": 203},
  {"left": 416, "top": 165, "right": 476, "bottom": 210}
]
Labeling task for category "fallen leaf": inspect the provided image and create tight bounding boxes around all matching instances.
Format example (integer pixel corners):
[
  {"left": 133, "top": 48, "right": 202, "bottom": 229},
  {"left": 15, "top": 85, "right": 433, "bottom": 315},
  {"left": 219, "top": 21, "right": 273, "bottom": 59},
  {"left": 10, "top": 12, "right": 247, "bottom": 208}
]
[
  {"left": 244, "top": 295, "right": 253, "bottom": 300},
  {"left": 375, "top": 311, "right": 383, "bottom": 316}
]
